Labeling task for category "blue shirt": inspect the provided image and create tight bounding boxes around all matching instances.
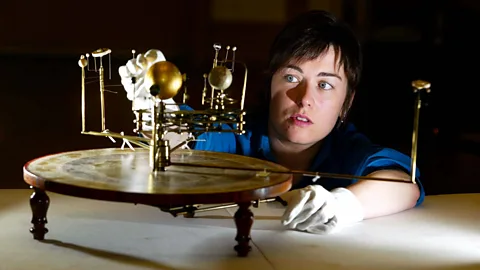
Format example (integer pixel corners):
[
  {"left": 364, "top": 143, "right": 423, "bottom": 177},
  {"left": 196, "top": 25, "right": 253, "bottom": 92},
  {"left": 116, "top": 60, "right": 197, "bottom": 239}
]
[{"left": 183, "top": 105, "right": 425, "bottom": 207}]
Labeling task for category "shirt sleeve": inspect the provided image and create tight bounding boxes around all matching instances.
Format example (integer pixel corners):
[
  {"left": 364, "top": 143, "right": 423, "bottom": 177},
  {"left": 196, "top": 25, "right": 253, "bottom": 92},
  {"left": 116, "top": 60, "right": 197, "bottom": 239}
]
[
  {"left": 352, "top": 147, "right": 425, "bottom": 207},
  {"left": 192, "top": 132, "right": 237, "bottom": 153},
  {"left": 339, "top": 125, "right": 425, "bottom": 207}
]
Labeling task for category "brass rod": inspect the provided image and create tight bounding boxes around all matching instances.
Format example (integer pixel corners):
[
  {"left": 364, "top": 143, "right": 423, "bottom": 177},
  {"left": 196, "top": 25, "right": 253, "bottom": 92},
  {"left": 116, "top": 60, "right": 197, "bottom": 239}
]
[
  {"left": 169, "top": 162, "right": 413, "bottom": 184},
  {"left": 170, "top": 198, "right": 277, "bottom": 216},
  {"left": 210, "top": 87, "right": 215, "bottom": 109},
  {"left": 99, "top": 66, "right": 106, "bottom": 131},
  {"left": 121, "top": 138, "right": 149, "bottom": 149},
  {"left": 410, "top": 91, "right": 422, "bottom": 184},
  {"left": 240, "top": 64, "right": 248, "bottom": 110},
  {"left": 194, "top": 198, "right": 276, "bottom": 213},
  {"left": 409, "top": 79, "right": 430, "bottom": 184},
  {"left": 131, "top": 79, "right": 136, "bottom": 112},
  {"left": 170, "top": 136, "right": 196, "bottom": 152},
  {"left": 81, "top": 131, "right": 149, "bottom": 142},
  {"left": 150, "top": 100, "right": 159, "bottom": 171},
  {"left": 81, "top": 131, "right": 149, "bottom": 149},
  {"left": 81, "top": 66, "right": 86, "bottom": 132}
]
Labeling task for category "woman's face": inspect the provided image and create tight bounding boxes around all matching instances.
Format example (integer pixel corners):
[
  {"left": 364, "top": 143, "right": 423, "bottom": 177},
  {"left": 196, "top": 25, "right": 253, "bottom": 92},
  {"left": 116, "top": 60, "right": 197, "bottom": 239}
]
[{"left": 269, "top": 47, "right": 349, "bottom": 147}]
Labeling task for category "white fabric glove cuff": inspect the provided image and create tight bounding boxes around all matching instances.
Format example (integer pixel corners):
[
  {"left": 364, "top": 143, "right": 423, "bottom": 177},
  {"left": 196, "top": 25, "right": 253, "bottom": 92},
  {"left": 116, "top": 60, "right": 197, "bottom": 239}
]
[{"left": 330, "top": 187, "right": 364, "bottom": 225}]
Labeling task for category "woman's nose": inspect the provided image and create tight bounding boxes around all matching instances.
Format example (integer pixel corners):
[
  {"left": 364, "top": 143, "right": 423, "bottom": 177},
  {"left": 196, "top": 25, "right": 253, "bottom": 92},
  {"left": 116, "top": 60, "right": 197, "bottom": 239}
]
[{"left": 294, "top": 81, "right": 316, "bottom": 107}]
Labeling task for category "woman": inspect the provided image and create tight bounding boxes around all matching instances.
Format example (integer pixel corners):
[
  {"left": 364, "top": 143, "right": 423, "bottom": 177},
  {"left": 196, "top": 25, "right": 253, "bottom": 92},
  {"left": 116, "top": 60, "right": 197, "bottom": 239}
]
[{"left": 119, "top": 10, "right": 424, "bottom": 234}]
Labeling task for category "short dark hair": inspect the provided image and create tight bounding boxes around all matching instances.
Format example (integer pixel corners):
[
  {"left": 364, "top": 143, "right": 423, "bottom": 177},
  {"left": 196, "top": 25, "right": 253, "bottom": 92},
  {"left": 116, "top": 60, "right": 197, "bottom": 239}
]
[{"left": 265, "top": 10, "right": 362, "bottom": 117}]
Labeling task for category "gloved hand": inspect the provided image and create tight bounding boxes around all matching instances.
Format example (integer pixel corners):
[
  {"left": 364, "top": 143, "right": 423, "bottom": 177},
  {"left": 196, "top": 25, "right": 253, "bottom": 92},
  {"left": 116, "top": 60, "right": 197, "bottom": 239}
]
[
  {"left": 118, "top": 49, "right": 190, "bottom": 149},
  {"left": 118, "top": 49, "right": 179, "bottom": 112},
  {"left": 118, "top": 49, "right": 179, "bottom": 131},
  {"left": 281, "top": 185, "right": 364, "bottom": 234}
]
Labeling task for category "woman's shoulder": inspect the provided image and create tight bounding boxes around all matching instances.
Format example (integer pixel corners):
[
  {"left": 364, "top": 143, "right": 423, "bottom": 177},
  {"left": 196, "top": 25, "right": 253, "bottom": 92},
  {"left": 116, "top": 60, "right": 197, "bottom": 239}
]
[
  {"left": 331, "top": 122, "right": 411, "bottom": 168},
  {"left": 328, "top": 122, "right": 385, "bottom": 162},
  {"left": 332, "top": 123, "right": 375, "bottom": 147}
]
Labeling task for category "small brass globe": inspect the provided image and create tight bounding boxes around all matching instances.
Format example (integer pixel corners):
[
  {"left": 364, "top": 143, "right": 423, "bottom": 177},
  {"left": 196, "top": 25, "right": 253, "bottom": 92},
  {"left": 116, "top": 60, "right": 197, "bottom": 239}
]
[
  {"left": 208, "top": 66, "right": 233, "bottom": 90},
  {"left": 78, "top": 55, "right": 88, "bottom": 68},
  {"left": 144, "top": 61, "right": 183, "bottom": 100}
]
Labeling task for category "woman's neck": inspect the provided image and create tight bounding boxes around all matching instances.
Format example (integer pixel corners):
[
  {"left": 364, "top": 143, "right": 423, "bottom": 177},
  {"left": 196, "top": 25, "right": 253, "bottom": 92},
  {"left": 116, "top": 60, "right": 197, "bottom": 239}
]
[{"left": 268, "top": 131, "right": 322, "bottom": 172}]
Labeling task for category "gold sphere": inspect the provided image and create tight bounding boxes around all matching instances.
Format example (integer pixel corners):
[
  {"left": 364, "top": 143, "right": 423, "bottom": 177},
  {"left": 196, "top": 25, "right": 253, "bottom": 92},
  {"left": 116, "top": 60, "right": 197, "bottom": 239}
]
[
  {"left": 208, "top": 66, "right": 233, "bottom": 90},
  {"left": 78, "top": 55, "right": 88, "bottom": 68},
  {"left": 144, "top": 61, "right": 183, "bottom": 100}
]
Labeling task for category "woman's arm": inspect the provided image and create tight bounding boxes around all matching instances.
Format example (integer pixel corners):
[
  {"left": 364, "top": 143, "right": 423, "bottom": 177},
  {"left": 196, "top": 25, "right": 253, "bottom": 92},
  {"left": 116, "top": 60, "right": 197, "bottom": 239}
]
[{"left": 347, "top": 169, "right": 421, "bottom": 219}]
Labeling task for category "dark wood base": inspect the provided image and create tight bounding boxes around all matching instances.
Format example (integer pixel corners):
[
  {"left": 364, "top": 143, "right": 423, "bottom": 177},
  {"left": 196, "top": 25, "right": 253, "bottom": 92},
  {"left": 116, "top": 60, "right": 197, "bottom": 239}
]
[
  {"left": 29, "top": 186, "right": 50, "bottom": 240},
  {"left": 23, "top": 148, "right": 292, "bottom": 257},
  {"left": 26, "top": 189, "right": 256, "bottom": 257},
  {"left": 234, "top": 202, "right": 254, "bottom": 257}
]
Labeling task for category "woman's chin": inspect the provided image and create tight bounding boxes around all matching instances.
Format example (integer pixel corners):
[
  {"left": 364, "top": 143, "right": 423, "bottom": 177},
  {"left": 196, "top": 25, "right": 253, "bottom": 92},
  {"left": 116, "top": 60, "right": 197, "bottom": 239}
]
[
  {"left": 283, "top": 134, "right": 316, "bottom": 145},
  {"left": 282, "top": 129, "right": 327, "bottom": 146}
]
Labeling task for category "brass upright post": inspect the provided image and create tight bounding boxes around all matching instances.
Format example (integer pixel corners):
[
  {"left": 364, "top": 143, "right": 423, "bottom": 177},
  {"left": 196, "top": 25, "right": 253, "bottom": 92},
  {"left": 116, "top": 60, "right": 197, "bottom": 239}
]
[
  {"left": 410, "top": 80, "right": 431, "bottom": 184},
  {"left": 91, "top": 48, "right": 111, "bottom": 132},
  {"left": 150, "top": 100, "right": 159, "bottom": 171},
  {"left": 78, "top": 55, "right": 88, "bottom": 133},
  {"left": 99, "top": 65, "right": 106, "bottom": 131},
  {"left": 158, "top": 140, "right": 170, "bottom": 171},
  {"left": 158, "top": 100, "right": 170, "bottom": 171},
  {"left": 149, "top": 100, "right": 171, "bottom": 172},
  {"left": 410, "top": 92, "right": 421, "bottom": 184},
  {"left": 81, "top": 63, "right": 86, "bottom": 132}
]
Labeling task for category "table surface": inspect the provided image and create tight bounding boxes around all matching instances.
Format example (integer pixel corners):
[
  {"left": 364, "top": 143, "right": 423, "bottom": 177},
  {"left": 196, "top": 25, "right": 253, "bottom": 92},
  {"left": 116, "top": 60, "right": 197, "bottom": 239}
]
[
  {"left": 2, "top": 189, "right": 479, "bottom": 270},
  {"left": 23, "top": 148, "right": 292, "bottom": 205}
]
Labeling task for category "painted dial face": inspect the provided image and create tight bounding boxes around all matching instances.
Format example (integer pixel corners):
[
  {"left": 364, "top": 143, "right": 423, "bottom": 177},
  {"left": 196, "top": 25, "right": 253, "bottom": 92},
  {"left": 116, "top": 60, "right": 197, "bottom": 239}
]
[{"left": 25, "top": 148, "right": 291, "bottom": 195}]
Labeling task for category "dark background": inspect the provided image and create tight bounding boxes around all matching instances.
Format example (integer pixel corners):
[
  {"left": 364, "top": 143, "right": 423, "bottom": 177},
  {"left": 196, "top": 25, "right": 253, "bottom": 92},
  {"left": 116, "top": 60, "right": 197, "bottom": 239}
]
[{"left": 1, "top": 0, "right": 479, "bottom": 195}]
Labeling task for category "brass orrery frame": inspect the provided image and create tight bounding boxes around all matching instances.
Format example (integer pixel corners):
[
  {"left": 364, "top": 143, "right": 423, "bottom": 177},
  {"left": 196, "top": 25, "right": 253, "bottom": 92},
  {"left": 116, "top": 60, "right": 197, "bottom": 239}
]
[
  {"left": 78, "top": 45, "right": 431, "bottom": 216},
  {"left": 78, "top": 45, "right": 248, "bottom": 173}
]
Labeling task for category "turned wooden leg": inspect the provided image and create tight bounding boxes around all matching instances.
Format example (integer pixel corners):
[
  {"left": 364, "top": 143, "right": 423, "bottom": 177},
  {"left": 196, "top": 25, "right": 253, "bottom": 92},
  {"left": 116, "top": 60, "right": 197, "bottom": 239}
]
[
  {"left": 234, "top": 202, "right": 253, "bottom": 257},
  {"left": 29, "top": 187, "right": 50, "bottom": 240}
]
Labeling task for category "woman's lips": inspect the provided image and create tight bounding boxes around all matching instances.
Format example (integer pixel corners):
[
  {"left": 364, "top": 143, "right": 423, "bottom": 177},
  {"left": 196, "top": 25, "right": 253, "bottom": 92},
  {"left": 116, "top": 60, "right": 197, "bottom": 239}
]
[{"left": 290, "top": 114, "right": 313, "bottom": 127}]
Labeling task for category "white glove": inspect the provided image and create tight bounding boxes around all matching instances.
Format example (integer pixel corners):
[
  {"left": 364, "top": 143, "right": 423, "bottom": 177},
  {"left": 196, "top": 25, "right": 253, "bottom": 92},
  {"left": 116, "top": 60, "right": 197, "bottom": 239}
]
[
  {"left": 118, "top": 49, "right": 179, "bottom": 112},
  {"left": 118, "top": 49, "right": 179, "bottom": 131},
  {"left": 118, "top": 49, "right": 190, "bottom": 150},
  {"left": 281, "top": 185, "right": 364, "bottom": 234}
]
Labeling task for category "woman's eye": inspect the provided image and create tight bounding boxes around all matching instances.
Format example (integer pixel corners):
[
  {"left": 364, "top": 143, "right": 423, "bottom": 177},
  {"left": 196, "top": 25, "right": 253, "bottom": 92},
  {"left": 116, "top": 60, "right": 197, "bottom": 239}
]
[
  {"left": 285, "top": 75, "right": 298, "bottom": 83},
  {"left": 319, "top": 81, "right": 333, "bottom": 90}
]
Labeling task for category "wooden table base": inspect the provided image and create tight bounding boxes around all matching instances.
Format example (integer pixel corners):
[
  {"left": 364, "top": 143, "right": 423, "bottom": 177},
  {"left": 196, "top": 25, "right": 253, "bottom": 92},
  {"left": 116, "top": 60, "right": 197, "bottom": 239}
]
[
  {"left": 29, "top": 187, "right": 49, "bottom": 241},
  {"left": 28, "top": 186, "right": 256, "bottom": 257},
  {"left": 23, "top": 148, "right": 293, "bottom": 258}
]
